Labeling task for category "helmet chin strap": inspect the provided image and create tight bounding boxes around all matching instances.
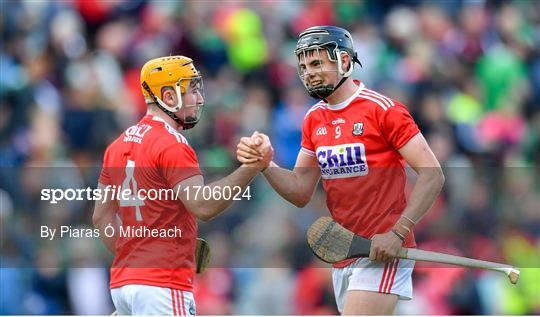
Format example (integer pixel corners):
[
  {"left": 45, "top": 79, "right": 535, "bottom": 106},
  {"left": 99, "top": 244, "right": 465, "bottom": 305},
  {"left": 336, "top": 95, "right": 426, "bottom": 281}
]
[
  {"left": 331, "top": 75, "right": 349, "bottom": 98},
  {"left": 307, "top": 75, "right": 348, "bottom": 102},
  {"left": 142, "top": 81, "right": 197, "bottom": 129}
]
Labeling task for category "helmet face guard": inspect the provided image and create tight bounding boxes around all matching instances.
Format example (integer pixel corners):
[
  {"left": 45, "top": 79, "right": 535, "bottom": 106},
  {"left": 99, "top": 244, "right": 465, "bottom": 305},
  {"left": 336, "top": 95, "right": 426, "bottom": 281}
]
[
  {"left": 294, "top": 26, "right": 362, "bottom": 100},
  {"left": 177, "top": 76, "right": 204, "bottom": 129},
  {"left": 296, "top": 46, "right": 342, "bottom": 100},
  {"left": 140, "top": 56, "right": 205, "bottom": 130}
]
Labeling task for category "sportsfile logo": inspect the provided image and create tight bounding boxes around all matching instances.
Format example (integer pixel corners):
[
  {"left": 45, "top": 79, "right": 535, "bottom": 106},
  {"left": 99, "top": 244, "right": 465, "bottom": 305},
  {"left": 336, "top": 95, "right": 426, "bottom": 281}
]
[{"left": 316, "top": 143, "right": 368, "bottom": 179}]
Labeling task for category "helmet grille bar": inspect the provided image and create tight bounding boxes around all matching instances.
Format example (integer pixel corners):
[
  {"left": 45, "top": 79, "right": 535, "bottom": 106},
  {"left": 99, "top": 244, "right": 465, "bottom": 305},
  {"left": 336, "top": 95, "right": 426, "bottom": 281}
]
[{"left": 299, "top": 30, "right": 329, "bottom": 37}]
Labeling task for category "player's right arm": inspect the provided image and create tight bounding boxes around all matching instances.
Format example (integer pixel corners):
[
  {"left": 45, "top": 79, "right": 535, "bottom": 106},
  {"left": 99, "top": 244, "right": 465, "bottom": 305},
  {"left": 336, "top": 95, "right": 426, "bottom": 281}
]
[
  {"left": 174, "top": 165, "right": 263, "bottom": 221},
  {"left": 262, "top": 152, "right": 321, "bottom": 207},
  {"left": 156, "top": 135, "right": 270, "bottom": 221},
  {"left": 237, "top": 134, "right": 321, "bottom": 207}
]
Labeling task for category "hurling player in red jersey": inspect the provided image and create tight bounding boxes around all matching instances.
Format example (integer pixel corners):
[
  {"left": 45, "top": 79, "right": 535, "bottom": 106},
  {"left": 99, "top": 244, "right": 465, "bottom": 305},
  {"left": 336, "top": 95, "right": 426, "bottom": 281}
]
[
  {"left": 93, "top": 56, "right": 271, "bottom": 315},
  {"left": 237, "top": 26, "right": 445, "bottom": 314}
]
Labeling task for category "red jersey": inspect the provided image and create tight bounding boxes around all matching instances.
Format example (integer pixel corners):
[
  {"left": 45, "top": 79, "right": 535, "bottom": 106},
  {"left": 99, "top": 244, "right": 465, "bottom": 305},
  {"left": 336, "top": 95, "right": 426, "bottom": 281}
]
[
  {"left": 99, "top": 114, "right": 201, "bottom": 291},
  {"left": 301, "top": 82, "right": 420, "bottom": 266}
]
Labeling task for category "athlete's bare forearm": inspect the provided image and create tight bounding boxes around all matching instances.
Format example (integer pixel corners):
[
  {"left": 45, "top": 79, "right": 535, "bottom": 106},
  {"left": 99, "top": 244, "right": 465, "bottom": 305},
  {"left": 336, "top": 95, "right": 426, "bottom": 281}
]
[
  {"left": 177, "top": 166, "right": 260, "bottom": 221},
  {"left": 201, "top": 165, "right": 260, "bottom": 219},
  {"left": 392, "top": 133, "right": 445, "bottom": 237},
  {"left": 262, "top": 161, "right": 320, "bottom": 208},
  {"left": 237, "top": 137, "right": 320, "bottom": 208},
  {"left": 400, "top": 167, "right": 444, "bottom": 224}
]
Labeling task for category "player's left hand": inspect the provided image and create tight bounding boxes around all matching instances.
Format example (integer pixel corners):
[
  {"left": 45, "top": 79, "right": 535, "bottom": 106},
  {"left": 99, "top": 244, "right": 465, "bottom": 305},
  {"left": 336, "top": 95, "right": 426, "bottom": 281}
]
[{"left": 369, "top": 231, "right": 403, "bottom": 263}]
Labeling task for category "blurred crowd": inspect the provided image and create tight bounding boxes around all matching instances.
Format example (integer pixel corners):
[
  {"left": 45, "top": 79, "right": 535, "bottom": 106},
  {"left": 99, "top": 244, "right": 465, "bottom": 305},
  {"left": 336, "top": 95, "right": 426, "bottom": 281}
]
[{"left": 1, "top": 0, "right": 539, "bottom": 315}]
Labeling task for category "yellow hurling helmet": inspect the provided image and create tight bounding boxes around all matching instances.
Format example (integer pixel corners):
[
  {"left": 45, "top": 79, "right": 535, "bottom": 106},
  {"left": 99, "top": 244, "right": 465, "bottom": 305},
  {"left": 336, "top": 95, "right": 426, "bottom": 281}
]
[{"left": 140, "top": 55, "right": 202, "bottom": 113}]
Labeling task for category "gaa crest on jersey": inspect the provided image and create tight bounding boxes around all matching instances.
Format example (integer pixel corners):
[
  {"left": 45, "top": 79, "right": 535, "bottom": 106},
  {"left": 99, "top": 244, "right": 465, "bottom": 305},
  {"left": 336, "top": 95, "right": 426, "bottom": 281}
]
[
  {"left": 352, "top": 122, "right": 364, "bottom": 136},
  {"left": 316, "top": 126, "right": 327, "bottom": 136},
  {"left": 316, "top": 143, "right": 368, "bottom": 179}
]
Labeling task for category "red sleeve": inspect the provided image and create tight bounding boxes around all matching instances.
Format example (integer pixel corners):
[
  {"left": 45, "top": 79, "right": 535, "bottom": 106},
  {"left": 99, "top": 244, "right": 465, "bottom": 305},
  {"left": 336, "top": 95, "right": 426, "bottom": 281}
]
[
  {"left": 158, "top": 143, "right": 202, "bottom": 187},
  {"left": 98, "top": 146, "right": 111, "bottom": 185},
  {"left": 380, "top": 102, "right": 420, "bottom": 150},
  {"left": 300, "top": 116, "right": 315, "bottom": 156}
]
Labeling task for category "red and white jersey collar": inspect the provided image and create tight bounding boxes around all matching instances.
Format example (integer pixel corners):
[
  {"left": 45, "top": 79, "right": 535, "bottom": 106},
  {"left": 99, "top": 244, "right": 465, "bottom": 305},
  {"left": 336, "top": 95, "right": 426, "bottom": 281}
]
[
  {"left": 326, "top": 80, "right": 365, "bottom": 111},
  {"left": 151, "top": 114, "right": 177, "bottom": 130}
]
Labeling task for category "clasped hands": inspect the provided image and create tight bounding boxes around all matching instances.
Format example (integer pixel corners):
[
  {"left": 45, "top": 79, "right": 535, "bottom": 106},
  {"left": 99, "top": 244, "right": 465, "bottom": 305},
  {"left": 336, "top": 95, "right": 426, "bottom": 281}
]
[{"left": 236, "top": 131, "right": 274, "bottom": 171}]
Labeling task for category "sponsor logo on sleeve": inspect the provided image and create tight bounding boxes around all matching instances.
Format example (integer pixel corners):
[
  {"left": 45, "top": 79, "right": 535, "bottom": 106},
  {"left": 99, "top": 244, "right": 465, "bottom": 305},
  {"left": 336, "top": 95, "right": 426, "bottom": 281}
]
[{"left": 316, "top": 143, "right": 368, "bottom": 179}]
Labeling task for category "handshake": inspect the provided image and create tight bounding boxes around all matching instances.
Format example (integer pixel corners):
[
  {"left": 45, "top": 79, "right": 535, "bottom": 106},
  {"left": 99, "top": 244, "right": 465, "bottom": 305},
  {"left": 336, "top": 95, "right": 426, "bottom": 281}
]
[{"left": 236, "top": 131, "right": 274, "bottom": 171}]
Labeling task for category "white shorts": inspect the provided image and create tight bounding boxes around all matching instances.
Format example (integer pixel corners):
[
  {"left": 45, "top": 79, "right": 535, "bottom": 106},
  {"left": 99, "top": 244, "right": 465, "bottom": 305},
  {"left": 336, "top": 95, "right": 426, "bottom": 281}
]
[
  {"left": 111, "top": 284, "right": 196, "bottom": 316},
  {"left": 332, "top": 258, "right": 414, "bottom": 313}
]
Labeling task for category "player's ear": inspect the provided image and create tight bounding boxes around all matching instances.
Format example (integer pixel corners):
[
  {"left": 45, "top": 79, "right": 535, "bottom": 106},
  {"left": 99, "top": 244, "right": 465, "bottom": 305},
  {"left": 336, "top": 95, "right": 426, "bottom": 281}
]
[
  {"left": 341, "top": 52, "right": 351, "bottom": 73},
  {"left": 168, "top": 90, "right": 176, "bottom": 103},
  {"left": 161, "top": 87, "right": 176, "bottom": 104}
]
